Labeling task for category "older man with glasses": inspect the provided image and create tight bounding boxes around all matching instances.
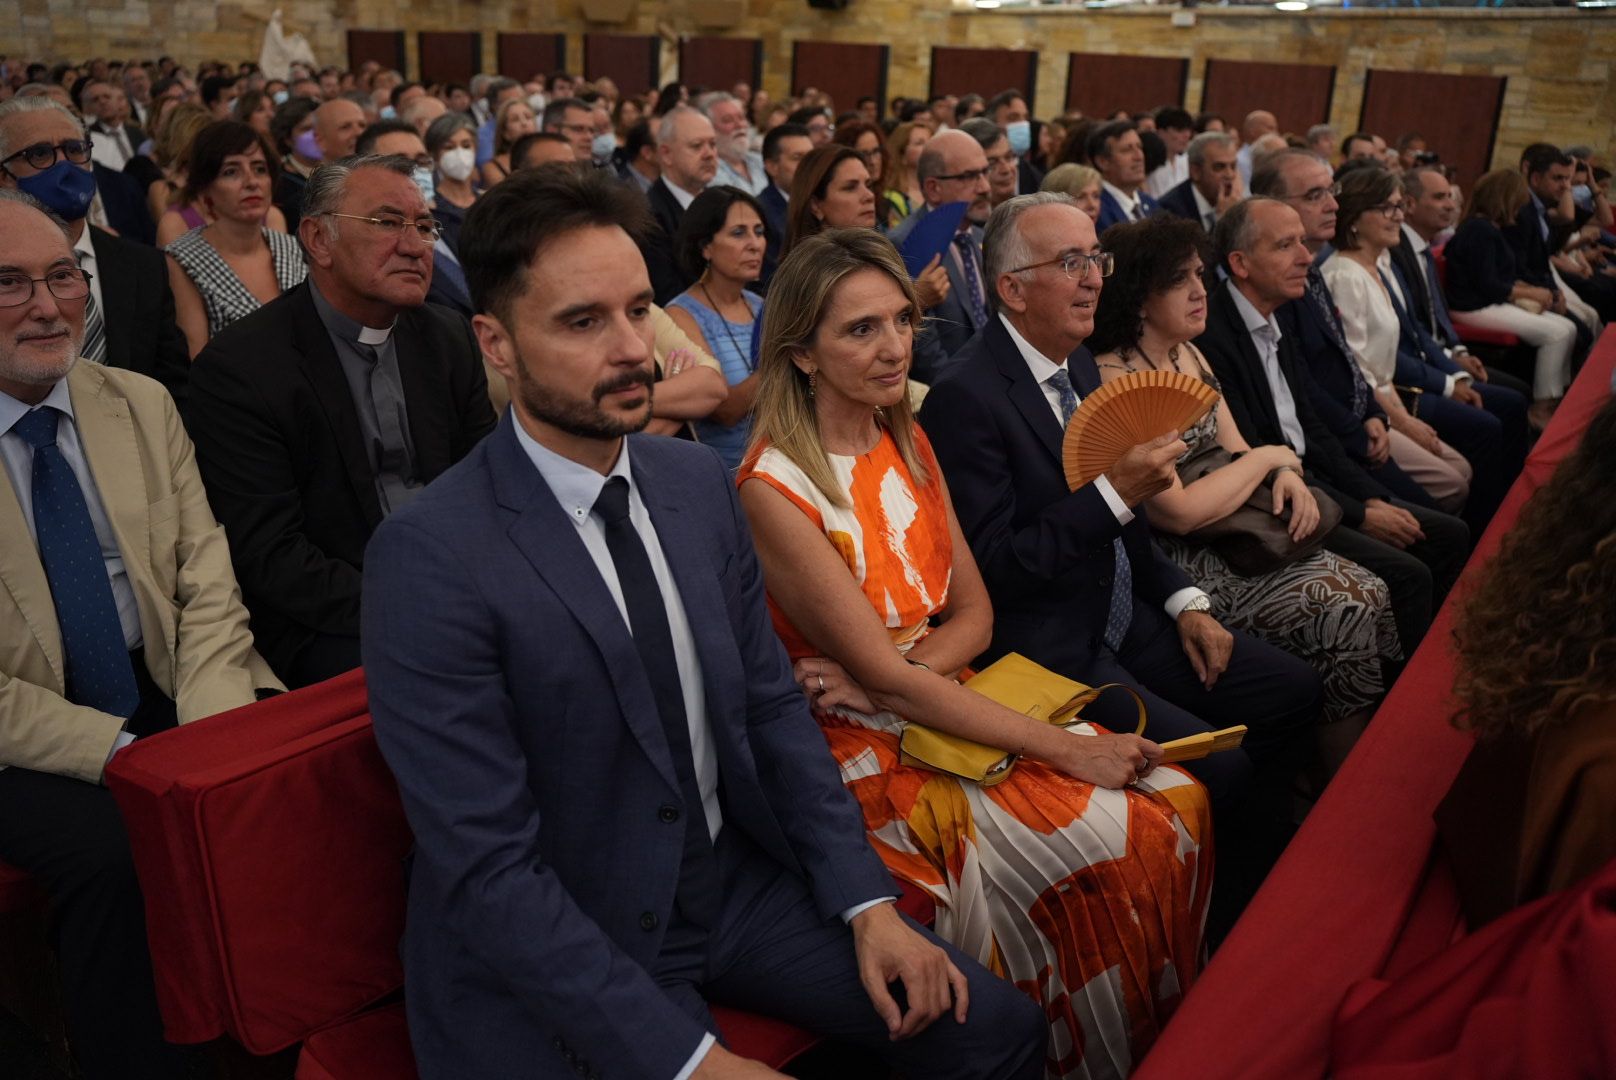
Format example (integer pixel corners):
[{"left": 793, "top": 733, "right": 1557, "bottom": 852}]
[{"left": 184, "top": 153, "right": 496, "bottom": 689}]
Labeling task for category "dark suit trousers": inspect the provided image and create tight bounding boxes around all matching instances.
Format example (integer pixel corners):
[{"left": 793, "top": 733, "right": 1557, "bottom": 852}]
[
  {"left": 650, "top": 828, "right": 1046, "bottom": 1079},
  {"left": 286, "top": 631, "right": 362, "bottom": 690},
  {"left": 1419, "top": 385, "right": 1527, "bottom": 535},
  {"left": 1323, "top": 498, "right": 1469, "bottom": 658}
]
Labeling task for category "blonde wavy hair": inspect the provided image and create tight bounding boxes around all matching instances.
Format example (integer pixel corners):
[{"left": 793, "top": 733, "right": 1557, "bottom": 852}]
[{"left": 747, "top": 228, "right": 930, "bottom": 508}]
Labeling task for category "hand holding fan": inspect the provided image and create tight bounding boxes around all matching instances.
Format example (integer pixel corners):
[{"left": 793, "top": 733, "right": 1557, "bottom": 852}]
[{"left": 1062, "top": 370, "right": 1221, "bottom": 490}]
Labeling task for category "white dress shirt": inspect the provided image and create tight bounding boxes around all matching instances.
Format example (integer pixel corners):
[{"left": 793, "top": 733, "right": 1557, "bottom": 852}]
[
  {"left": 998, "top": 315, "right": 1208, "bottom": 620},
  {"left": 0, "top": 379, "right": 143, "bottom": 650},
  {"left": 662, "top": 177, "right": 700, "bottom": 211},
  {"left": 72, "top": 225, "right": 107, "bottom": 320},
  {"left": 1143, "top": 153, "right": 1188, "bottom": 200},
  {"left": 1228, "top": 285, "right": 1308, "bottom": 456},
  {"left": 1190, "top": 184, "right": 1218, "bottom": 232},
  {"left": 1100, "top": 180, "right": 1145, "bottom": 222},
  {"left": 89, "top": 120, "right": 134, "bottom": 171}
]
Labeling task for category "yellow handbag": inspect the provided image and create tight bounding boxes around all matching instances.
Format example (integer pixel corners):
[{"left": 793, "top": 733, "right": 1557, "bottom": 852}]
[{"left": 898, "top": 653, "right": 1147, "bottom": 786}]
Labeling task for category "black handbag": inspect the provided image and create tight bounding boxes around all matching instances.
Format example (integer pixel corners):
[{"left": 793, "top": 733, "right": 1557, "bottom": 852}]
[{"left": 1176, "top": 443, "right": 1343, "bottom": 577}]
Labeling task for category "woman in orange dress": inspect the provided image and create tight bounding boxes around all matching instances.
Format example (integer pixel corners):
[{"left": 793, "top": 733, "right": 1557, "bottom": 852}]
[{"left": 738, "top": 228, "right": 1212, "bottom": 1080}]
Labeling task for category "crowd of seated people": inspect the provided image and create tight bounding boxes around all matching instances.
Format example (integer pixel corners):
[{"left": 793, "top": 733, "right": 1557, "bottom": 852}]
[{"left": 0, "top": 49, "right": 1613, "bottom": 1080}]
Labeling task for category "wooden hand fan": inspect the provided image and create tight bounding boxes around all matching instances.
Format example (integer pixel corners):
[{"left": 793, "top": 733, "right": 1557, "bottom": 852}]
[
  {"left": 1061, "top": 370, "right": 1221, "bottom": 490},
  {"left": 1157, "top": 725, "right": 1248, "bottom": 764}
]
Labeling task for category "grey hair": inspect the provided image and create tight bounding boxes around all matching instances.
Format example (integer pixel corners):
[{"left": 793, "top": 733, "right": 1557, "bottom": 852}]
[
  {"left": 0, "top": 96, "right": 86, "bottom": 161},
  {"left": 983, "top": 192, "right": 1077, "bottom": 311},
  {"left": 0, "top": 187, "right": 73, "bottom": 239},
  {"left": 423, "top": 112, "right": 477, "bottom": 158},
  {"left": 1402, "top": 164, "right": 1447, "bottom": 200},
  {"left": 693, "top": 91, "right": 739, "bottom": 117},
  {"left": 1306, "top": 123, "right": 1336, "bottom": 144},
  {"left": 1250, "top": 148, "right": 1327, "bottom": 198},
  {"left": 1186, "top": 130, "right": 1234, "bottom": 168},
  {"left": 959, "top": 117, "right": 1002, "bottom": 152},
  {"left": 1213, "top": 195, "right": 1288, "bottom": 268},
  {"left": 301, "top": 154, "right": 419, "bottom": 240},
  {"left": 656, "top": 105, "right": 704, "bottom": 147}
]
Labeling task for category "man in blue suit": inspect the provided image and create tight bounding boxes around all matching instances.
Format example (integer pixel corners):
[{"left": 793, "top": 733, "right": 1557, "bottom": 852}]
[
  {"left": 361, "top": 167, "right": 1045, "bottom": 1080},
  {"left": 1090, "top": 121, "right": 1160, "bottom": 233},
  {"left": 756, "top": 122, "right": 811, "bottom": 290},
  {"left": 919, "top": 192, "right": 1322, "bottom": 939}
]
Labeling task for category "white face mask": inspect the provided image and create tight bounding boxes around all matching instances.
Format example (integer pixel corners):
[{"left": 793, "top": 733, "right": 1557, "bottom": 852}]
[{"left": 439, "top": 146, "right": 476, "bottom": 181}]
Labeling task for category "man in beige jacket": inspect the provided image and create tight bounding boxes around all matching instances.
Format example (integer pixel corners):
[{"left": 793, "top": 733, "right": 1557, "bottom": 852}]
[{"left": 0, "top": 190, "right": 281, "bottom": 1079}]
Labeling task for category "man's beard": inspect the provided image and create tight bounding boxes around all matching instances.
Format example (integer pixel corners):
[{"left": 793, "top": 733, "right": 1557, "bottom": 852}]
[{"left": 512, "top": 350, "right": 655, "bottom": 440}]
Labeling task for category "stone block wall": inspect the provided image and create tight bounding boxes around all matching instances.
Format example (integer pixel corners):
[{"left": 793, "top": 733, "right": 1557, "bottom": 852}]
[{"left": 6, "top": 0, "right": 1612, "bottom": 170}]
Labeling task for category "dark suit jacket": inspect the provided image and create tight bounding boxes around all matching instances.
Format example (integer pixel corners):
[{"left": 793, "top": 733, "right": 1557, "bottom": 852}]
[
  {"left": 757, "top": 182, "right": 788, "bottom": 290},
  {"left": 919, "top": 316, "right": 1191, "bottom": 677},
  {"left": 1384, "top": 259, "right": 1467, "bottom": 397},
  {"left": 361, "top": 421, "right": 894, "bottom": 1079},
  {"left": 274, "top": 166, "right": 310, "bottom": 235},
  {"left": 1197, "top": 279, "right": 1392, "bottom": 527},
  {"left": 1157, "top": 179, "right": 1205, "bottom": 226},
  {"left": 889, "top": 204, "right": 986, "bottom": 361},
  {"left": 93, "top": 162, "right": 154, "bottom": 246},
  {"left": 1096, "top": 187, "right": 1161, "bottom": 233},
  {"left": 1389, "top": 232, "right": 1437, "bottom": 338},
  {"left": 1504, "top": 198, "right": 1556, "bottom": 291},
  {"left": 184, "top": 282, "right": 496, "bottom": 682},
  {"left": 87, "top": 225, "right": 190, "bottom": 407},
  {"left": 1017, "top": 157, "right": 1044, "bottom": 195},
  {"left": 641, "top": 178, "right": 691, "bottom": 305},
  {"left": 1276, "top": 268, "right": 1388, "bottom": 462}
]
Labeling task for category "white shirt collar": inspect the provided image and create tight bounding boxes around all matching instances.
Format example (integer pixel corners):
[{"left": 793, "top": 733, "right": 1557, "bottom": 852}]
[
  {"left": 663, "top": 177, "right": 699, "bottom": 210},
  {"left": 1100, "top": 179, "right": 1139, "bottom": 215},
  {"left": 73, "top": 225, "right": 95, "bottom": 266},
  {"left": 1191, "top": 183, "right": 1216, "bottom": 222},
  {"left": 999, "top": 312, "right": 1069, "bottom": 384},
  {"left": 1228, "top": 282, "right": 1282, "bottom": 342},
  {"left": 0, "top": 375, "right": 75, "bottom": 438},
  {"left": 511, "top": 420, "right": 634, "bottom": 527},
  {"left": 1402, "top": 222, "right": 1431, "bottom": 256}
]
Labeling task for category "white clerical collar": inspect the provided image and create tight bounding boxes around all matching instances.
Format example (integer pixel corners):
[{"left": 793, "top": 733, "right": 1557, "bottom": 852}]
[{"left": 358, "top": 324, "right": 392, "bottom": 346}]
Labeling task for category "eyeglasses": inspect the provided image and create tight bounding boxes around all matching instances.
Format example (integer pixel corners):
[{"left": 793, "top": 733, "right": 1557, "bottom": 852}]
[
  {"left": 1007, "top": 250, "right": 1115, "bottom": 280},
  {"left": 323, "top": 212, "right": 443, "bottom": 242},
  {"left": 0, "top": 138, "right": 94, "bottom": 174},
  {"left": 0, "top": 267, "right": 92, "bottom": 309},
  {"left": 1368, "top": 201, "right": 1407, "bottom": 220},
  {"left": 933, "top": 166, "right": 991, "bottom": 185},
  {"left": 1288, "top": 182, "right": 1342, "bottom": 205}
]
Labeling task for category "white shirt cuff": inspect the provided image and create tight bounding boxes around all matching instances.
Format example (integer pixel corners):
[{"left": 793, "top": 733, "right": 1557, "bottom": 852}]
[
  {"left": 1094, "top": 474, "right": 1135, "bottom": 525},
  {"left": 672, "top": 1033, "right": 718, "bottom": 1080},
  {"left": 840, "top": 897, "right": 896, "bottom": 923},
  {"left": 1441, "top": 371, "right": 1470, "bottom": 397},
  {"left": 1164, "top": 587, "right": 1208, "bottom": 620},
  {"left": 106, "top": 729, "right": 137, "bottom": 766}
]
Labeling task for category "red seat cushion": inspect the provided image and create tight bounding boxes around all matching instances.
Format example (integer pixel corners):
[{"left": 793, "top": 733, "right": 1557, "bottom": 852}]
[{"left": 1431, "top": 243, "right": 1519, "bottom": 347}]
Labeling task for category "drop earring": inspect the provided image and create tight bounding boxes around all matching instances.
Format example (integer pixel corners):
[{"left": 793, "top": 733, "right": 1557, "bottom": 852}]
[{"left": 808, "top": 369, "right": 817, "bottom": 397}]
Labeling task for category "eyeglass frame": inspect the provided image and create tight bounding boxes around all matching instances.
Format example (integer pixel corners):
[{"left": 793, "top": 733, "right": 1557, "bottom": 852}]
[
  {"left": 1005, "top": 250, "right": 1115, "bottom": 280},
  {"left": 930, "top": 166, "right": 992, "bottom": 186},
  {"left": 1286, "top": 182, "right": 1343, "bottom": 205},
  {"left": 0, "top": 136, "right": 95, "bottom": 178},
  {"left": 1366, "top": 200, "right": 1407, "bottom": 220},
  {"left": 0, "top": 267, "right": 94, "bottom": 309},
  {"left": 321, "top": 211, "right": 443, "bottom": 243}
]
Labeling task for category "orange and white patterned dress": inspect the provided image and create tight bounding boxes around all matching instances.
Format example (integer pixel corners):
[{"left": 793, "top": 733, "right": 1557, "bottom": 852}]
[{"left": 739, "top": 427, "right": 1213, "bottom": 1080}]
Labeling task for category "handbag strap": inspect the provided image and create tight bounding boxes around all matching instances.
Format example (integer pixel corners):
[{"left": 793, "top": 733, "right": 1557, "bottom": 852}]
[{"left": 1051, "top": 682, "right": 1147, "bottom": 736}]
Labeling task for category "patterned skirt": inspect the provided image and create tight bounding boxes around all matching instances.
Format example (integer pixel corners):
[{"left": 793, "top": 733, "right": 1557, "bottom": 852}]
[
  {"left": 821, "top": 711, "right": 1213, "bottom": 1080},
  {"left": 1159, "top": 539, "right": 1403, "bottom": 724}
]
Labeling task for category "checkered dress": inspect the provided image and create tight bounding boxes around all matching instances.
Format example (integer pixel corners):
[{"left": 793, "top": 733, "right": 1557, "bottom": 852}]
[{"left": 165, "top": 226, "right": 307, "bottom": 337}]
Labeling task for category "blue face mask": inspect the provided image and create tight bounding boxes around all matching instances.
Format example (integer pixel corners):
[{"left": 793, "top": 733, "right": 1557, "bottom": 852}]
[
  {"left": 591, "top": 132, "right": 617, "bottom": 161},
  {"left": 272, "top": 89, "right": 290, "bottom": 106},
  {"left": 380, "top": 105, "right": 397, "bottom": 121},
  {"left": 1005, "top": 120, "right": 1031, "bottom": 158},
  {"left": 16, "top": 160, "right": 98, "bottom": 222},
  {"left": 412, "top": 165, "right": 436, "bottom": 207}
]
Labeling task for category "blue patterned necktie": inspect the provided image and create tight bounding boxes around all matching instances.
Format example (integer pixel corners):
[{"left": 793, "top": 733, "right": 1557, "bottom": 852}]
[
  {"left": 954, "top": 232, "right": 989, "bottom": 329},
  {"left": 1305, "top": 265, "right": 1369, "bottom": 419},
  {"left": 11, "top": 407, "right": 139, "bottom": 717},
  {"left": 1048, "top": 368, "right": 1133, "bottom": 651}
]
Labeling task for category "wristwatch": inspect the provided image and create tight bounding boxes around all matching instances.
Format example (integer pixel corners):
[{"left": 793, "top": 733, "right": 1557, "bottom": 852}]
[{"left": 1181, "top": 594, "right": 1213, "bottom": 616}]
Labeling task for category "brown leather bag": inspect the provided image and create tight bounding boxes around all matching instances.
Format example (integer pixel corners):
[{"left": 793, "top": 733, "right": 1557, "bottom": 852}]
[{"left": 1176, "top": 443, "right": 1342, "bottom": 577}]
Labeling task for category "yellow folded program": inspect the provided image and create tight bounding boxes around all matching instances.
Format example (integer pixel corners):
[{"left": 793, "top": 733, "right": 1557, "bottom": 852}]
[
  {"left": 1157, "top": 725, "right": 1249, "bottom": 764},
  {"left": 898, "top": 652, "right": 1147, "bottom": 786}
]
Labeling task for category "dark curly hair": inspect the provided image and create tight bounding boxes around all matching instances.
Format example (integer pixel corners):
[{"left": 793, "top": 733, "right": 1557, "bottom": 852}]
[
  {"left": 1452, "top": 396, "right": 1616, "bottom": 741},
  {"left": 1332, "top": 163, "right": 1399, "bottom": 252},
  {"left": 673, "top": 185, "right": 767, "bottom": 283},
  {"left": 1088, "top": 214, "right": 1210, "bottom": 356}
]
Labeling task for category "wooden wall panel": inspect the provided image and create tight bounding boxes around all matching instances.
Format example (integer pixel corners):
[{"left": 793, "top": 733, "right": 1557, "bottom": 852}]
[
  {"left": 1066, "top": 53, "right": 1188, "bottom": 118},
  {"left": 929, "top": 46, "right": 1039, "bottom": 114},
  {"left": 418, "top": 31, "right": 481, "bottom": 87},
  {"left": 791, "top": 41, "right": 888, "bottom": 118},
  {"left": 347, "top": 30, "right": 405, "bottom": 75},
  {"left": 678, "top": 37, "right": 763, "bottom": 95},
  {"left": 497, "top": 32, "right": 567, "bottom": 83},
  {"left": 584, "top": 33, "right": 660, "bottom": 97},
  {"left": 1359, "top": 69, "right": 1506, "bottom": 190},
  {"left": 1200, "top": 58, "right": 1336, "bottom": 139}
]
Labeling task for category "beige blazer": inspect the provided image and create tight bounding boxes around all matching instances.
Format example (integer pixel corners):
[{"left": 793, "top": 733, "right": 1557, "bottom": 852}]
[{"left": 0, "top": 361, "right": 282, "bottom": 784}]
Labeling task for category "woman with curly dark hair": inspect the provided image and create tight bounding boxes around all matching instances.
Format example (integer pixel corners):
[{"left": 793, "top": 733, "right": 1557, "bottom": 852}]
[
  {"left": 1091, "top": 213, "right": 1401, "bottom": 753},
  {"left": 1437, "top": 396, "right": 1616, "bottom": 928}
]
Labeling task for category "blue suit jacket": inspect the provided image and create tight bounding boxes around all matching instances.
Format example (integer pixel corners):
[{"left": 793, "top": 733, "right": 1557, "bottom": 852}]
[
  {"left": 362, "top": 419, "right": 893, "bottom": 1079},
  {"left": 918, "top": 316, "right": 1191, "bottom": 680},
  {"left": 1095, "top": 187, "right": 1160, "bottom": 234},
  {"left": 757, "top": 182, "right": 788, "bottom": 290},
  {"left": 1384, "top": 259, "right": 1467, "bottom": 397},
  {"left": 1156, "top": 179, "right": 1204, "bottom": 226}
]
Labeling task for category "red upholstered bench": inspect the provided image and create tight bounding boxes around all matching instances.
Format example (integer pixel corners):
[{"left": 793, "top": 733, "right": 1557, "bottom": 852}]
[{"left": 1431, "top": 244, "right": 1522, "bottom": 349}]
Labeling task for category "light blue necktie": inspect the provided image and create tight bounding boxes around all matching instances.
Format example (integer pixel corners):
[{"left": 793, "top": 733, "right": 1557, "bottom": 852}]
[
  {"left": 1048, "top": 368, "right": 1133, "bottom": 651},
  {"left": 11, "top": 407, "right": 139, "bottom": 717}
]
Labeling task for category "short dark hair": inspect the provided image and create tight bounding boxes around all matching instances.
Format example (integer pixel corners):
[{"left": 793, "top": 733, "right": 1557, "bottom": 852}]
[
  {"left": 459, "top": 163, "right": 654, "bottom": 323},
  {"left": 510, "top": 131, "right": 571, "bottom": 167},
  {"left": 1154, "top": 106, "right": 1193, "bottom": 133},
  {"left": 1520, "top": 142, "right": 1571, "bottom": 177},
  {"left": 675, "top": 185, "right": 766, "bottom": 282},
  {"left": 542, "top": 97, "right": 589, "bottom": 131},
  {"left": 388, "top": 81, "right": 423, "bottom": 109},
  {"left": 1194, "top": 112, "right": 1224, "bottom": 134},
  {"left": 763, "top": 122, "right": 812, "bottom": 162},
  {"left": 787, "top": 105, "right": 827, "bottom": 127},
  {"left": 182, "top": 120, "right": 280, "bottom": 202},
  {"left": 1089, "top": 215, "right": 1210, "bottom": 355},
  {"left": 1341, "top": 131, "right": 1377, "bottom": 156},
  {"left": 1086, "top": 120, "right": 1135, "bottom": 164},
  {"left": 199, "top": 74, "right": 235, "bottom": 107},
  {"left": 270, "top": 96, "right": 319, "bottom": 154},
  {"left": 623, "top": 119, "right": 655, "bottom": 161},
  {"left": 1140, "top": 129, "right": 1167, "bottom": 175},
  {"left": 986, "top": 88, "right": 1026, "bottom": 119},
  {"left": 355, "top": 119, "right": 421, "bottom": 156},
  {"left": 1331, "top": 164, "right": 1400, "bottom": 252}
]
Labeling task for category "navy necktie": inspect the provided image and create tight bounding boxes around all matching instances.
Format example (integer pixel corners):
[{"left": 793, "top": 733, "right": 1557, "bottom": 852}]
[
  {"left": 11, "top": 407, "right": 139, "bottom": 717},
  {"left": 593, "top": 477, "right": 719, "bottom": 929},
  {"left": 954, "top": 233, "right": 989, "bottom": 329},
  {"left": 1306, "top": 265, "right": 1370, "bottom": 419},
  {"left": 1048, "top": 369, "right": 1133, "bottom": 651},
  {"left": 1421, "top": 248, "right": 1459, "bottom": 345}
]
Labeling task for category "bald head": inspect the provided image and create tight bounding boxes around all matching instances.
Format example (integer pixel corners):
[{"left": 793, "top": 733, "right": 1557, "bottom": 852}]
[
  {"left": 403, "top": 95, "right": 446, "bottom": 137},
  {"left": 918, "top": 129, "right": 993, "bottom": 224},
  {"left": 315, "top": 98, "right": 367, "bottom": 159},
  {"left": 1242, "top": 110, "right": 1278, "bottom": 143}
]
